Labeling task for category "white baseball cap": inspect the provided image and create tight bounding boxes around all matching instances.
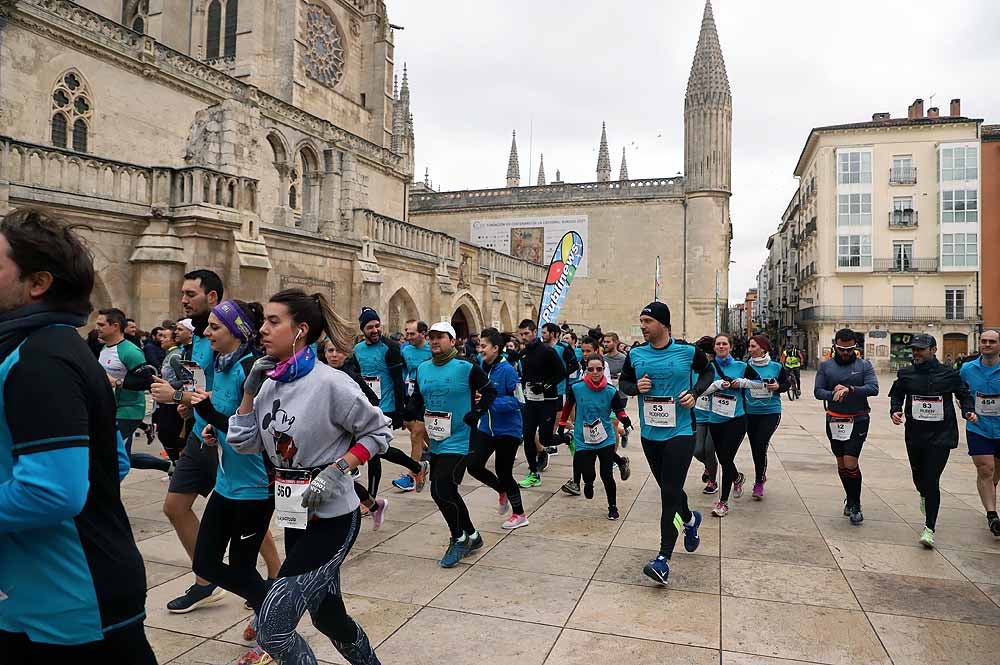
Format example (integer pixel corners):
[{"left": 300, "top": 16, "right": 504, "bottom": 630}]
[
  {"left": 429, "top": 321, "right": 457, "bottom": 339},
  {"left": 177, "top": 318, "right": 195, "bottom": 332}
]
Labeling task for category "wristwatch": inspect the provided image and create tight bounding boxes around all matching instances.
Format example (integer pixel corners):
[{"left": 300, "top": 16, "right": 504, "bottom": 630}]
[
  {"left": 114, "top": 378, "right": 123, "bottom": 389},
  {"left": 172, "top": 389, "right": 184, "bottom": 403},
  {"left": 334, "top": 458, "right": 351, "bottom": 475}
]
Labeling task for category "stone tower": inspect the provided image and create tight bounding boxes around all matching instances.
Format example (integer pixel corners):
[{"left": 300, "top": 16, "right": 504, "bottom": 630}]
[
  {"left": 596, "top": 122, "right": 612, "bottom": 182},
  {"left": 506, "top": 130, "right": 520, "bottom": 187},
  {"left": 537, "top": 154, "right": 546, "bottom": 186},
  {"left": 619, "top": 147, "right": 629, "bottom": 181}
]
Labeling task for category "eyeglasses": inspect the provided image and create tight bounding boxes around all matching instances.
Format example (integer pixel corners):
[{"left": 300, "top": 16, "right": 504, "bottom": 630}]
[
  {"left": 586, "top": 367, "right": 605, "bottom": 373},
  {"left": 834, "top": 345, "right": 857, "bottom": 352}
]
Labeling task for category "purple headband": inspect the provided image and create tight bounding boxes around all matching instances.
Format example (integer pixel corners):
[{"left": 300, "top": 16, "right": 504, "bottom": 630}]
[{"left": 212, "top": 300, "right": 255, "bottom": 342}]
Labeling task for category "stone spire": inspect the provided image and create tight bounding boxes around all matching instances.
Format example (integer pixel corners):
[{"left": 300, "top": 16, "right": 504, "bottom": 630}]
[
  {"left": 684, "top": 0, "right": 732, "bottom": 193},
  {"left": 555, "top": 169, "right": 561, "bottom": 181},
  {"left": 391, "top": 65, "right": 412, "bottom": 156},
  {"left": 596, "top": 122, "right": 612, "bottom": 182},
  {"left": 536, "top": 154, "right": 546, "bottom": 186},
  {"left": 619, "top": 147, "right": 629, "bottom": 181},
  {"left": 506, "top": 130, "right": 520, "bottom": 187}
]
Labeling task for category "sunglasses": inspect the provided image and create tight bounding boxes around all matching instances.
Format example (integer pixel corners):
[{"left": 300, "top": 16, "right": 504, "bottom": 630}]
[
  {"left": 834, "top": 345, "right": 857, "bottom": 352},
  {"left": 585, "top": 367, "right": 605, "bottom": 373}
]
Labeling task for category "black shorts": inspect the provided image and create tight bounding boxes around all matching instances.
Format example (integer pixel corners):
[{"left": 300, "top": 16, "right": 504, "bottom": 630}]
[
  {"left": 826, "top": 414, "right": 870, "bottom": 458},
  {"left": 167, "top": 431, "right": 219, "bottom": 497}
]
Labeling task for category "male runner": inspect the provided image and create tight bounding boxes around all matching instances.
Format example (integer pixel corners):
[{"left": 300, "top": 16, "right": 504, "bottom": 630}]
[
  {"left": 517, "top": 319, "right": 566, "bottom": 487},
  {"left": 959, "top": 329, "right": 1000, "bottom": 536},
  {"left": 543, "top": 322, "right": 580, "bottom": 457},
  {"left": 394, "top": 319, "right": 433, "bottom": 491}
]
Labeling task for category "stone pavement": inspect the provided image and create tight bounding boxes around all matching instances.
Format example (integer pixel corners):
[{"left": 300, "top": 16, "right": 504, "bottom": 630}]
[{"left": 124, "top": 371, "right": 1000, "bottom": 664}]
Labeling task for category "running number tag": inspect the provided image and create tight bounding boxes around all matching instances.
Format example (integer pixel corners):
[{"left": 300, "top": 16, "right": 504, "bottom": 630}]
[
  {"left": 748, "top": 381, "right": 771, "bottom": 399},
  {"left": 406, "top": 379, "right": 416, "bottom": 398},
  {"left": 695, "top": 394, "right": 712, "bottom": 412},
  {"left": 830, "top": 417, "right": 854, "bottom": 441},
  {"left": 363, "top": 377, "right": 382, "bottom": 400},
  {"left": 912, "top": 395, "right": 944, "bottom": 422},
  {"left": 425, "top": 411, "right": 452, "bottom": 441},
  {"left": 644, "top": 397, "right": 677, "bottom": 428},
  {"left": 525, "top": 384, "right": 546, "bottom": 402},
  {"left": 583, "top": 419, "right": 608, "bottom": 445},
  {"left": 712, "top": 393, "right": 738, "bottom": 419},
  {"left": 976, "top": 393, "right": 1000, "bottom": 417},
  {"left": 274, "top": 469, "right": 311, "bottom": 530}
]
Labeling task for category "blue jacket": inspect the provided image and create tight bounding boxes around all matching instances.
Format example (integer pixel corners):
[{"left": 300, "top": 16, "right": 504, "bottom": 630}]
[
  {"left": 478, "top": 358, "right": 523, "bottom": 438},
  {"left": 961, "top": 357, "right": 1000, "bottom": 439}
]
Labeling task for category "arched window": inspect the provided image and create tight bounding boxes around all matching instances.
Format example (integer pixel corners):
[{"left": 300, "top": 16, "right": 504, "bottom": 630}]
[
  {"left": 206, "top": 0, "right": 238, "bottom": 61},
  {"left": 224, "top": 0, "right": 238, "bottom": 58},
  {"left": 206, "top": 0, "right": 221, "bottom": 59},
  {"left": 51, "top": 71, "right": 92, "bottom": 152},
  {"left": 124, "top": 0, "right": 149, "bottom": 34}
]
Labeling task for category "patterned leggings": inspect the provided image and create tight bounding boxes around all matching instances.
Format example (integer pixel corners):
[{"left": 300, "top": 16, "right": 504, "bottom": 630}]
[{"left": 255, "top": 510, "right": 380, "bottom": 665}]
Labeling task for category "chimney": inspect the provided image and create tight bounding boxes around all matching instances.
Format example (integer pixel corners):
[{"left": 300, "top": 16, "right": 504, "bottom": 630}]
[
  {"left": 950, "top": 98, "right": 961, "bottom": 117},
  {"left": 872, "top": 112, "right": 891, "bottom": 122},
  {"left": 927, "top": 107, "right": 940, "bottom": 119},
  {"left": 908, "top": 98, "right": 924, "bottom": 119}
]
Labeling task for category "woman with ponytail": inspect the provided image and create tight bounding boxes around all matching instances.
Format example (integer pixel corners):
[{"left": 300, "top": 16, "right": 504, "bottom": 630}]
[{"left": 743, "top": 335, "right": 790, "bottom": 500}]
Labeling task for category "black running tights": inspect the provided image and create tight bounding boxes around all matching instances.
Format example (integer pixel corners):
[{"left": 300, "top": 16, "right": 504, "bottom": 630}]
[
  {"left": 466, "top": 431, "right": 525, "bottom": 515},
  {"left": 709, "top": 416, "right": 747, "bottom": 502},
  {"left": 746, "top": 413, "right": 781, "bottom": 484},
  {"left": 430, "top": 453, "right": 475, "bottom": 538},
  {"left": 574, "top": 446, "right": 617, "bottom": 508},
  {"left": 906, "top": 443, "right": 951, "bottom": 531},
  {"left": 641, "top": 435, "right": 695, "bottom": 559}
]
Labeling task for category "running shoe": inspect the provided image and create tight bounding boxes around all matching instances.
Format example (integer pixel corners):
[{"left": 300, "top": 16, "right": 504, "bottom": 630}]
[
  {"left": 465, "top": 532, "right": 484, "bottom": 556},
  {"left": 618, "top": 456, "right": 631, "bottom": 482},
  {"left": 166, "top": 583, "right": 225, "bottom": 614},
  {"left": 519, "top": 472, "right": 541, "bottom": 488},
  {"left": 751, "top": 482, "right": 764, "bottom": 500},
  {"left": 439, "top": 538, "right": 466, "bottom": 568},
  {"left": 567, "top": 439, "right": 576, "bottom": 456},
  {"left": 683, "top": 510, "right": 703, "bottom": 552},
  {"left": 711, "top": 501, "right": 729, "bottom": 517},
  {"left": 243, "top": 618, "right": 256, "bottom": 642},
  {"left": 538, "top": 451, "right": 550, "bottom": 472},
  {"left": 919, "top": 527, "right": 935, "bottom": 549},
  {"left": 391, "top": 474, "right": 415, "bottom": 492},
  {"left": 732, "top": 472, "right": 746, "bottom": 499},
  {"left": 701, "top": 470, "right": 710, "bottom": 483},
  {"left": 608, "top": 506, "right": 620, "bottom": 521},
  {"left": 703, "top": 480, "right": 719, "bottom": 495},
  {"left": 849, "top": 505, "right": 864, "bottom": 525},
  {"left": 988, "top": 514, "right": 1000, "bottom": 537},
  {"left": 545, "top": 446, "right": 559, "bottom": 456},
  {"left": 620, "top": 431, "right": 629, "bottom": 449},
  {"left": 236, "top": 645, "right": 274, "bottom": 665},
  {"left": 583, "top": 483, "right": 594, "bottom": 500},
  {"left": 843, "top": 499, "right": 851, "bottom": 517},
  {"left": 372, "top": 497, "right": 388, "bottom": 532},
  {"left": 497, "top": 492, "right": 509, "bottom": 516},
  {"left": 503, "top": 513, "right": 529, "bottom": 530},
  {"left": 144, "top": 423, "right": 155, "bottom": 446},
  {"left": 561, "top": 480, "right": 581, "bottom": 496},
  {"left": 414, "top": 460, "right": 430, "bottom": 493},
  {"left": 920, "top": 496, "right": 926, "bottom": 515},
  {"left": 642, "top": 555, "right": 670, "bottom": 586}
]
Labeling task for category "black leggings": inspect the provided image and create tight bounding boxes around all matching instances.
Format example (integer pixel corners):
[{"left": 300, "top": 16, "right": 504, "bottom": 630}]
[
  {"left": 192, "top": 493, "right": 274, "bottom": 613},
  {"left": 118, "top": 419, "right": 172, "bottom": 472},
  {"left": 641, "top": 435, "right": 695, "bottom": 559},
  {"left": 367, "top": 446, "right": 422, "bottom": 496},
  {"left": 522, "top": 401, "right": 556, "bottom": 473},
  {"left": 430, "top": 453, "right": 475, "bottom": 538},
  {"left": 574, "top": 446, "right": 617, "bottom": 508},
  {"left": 906, "top": 442, "right": 951, "bottom": 531},
  {"left": 257, "top": 511, "right": 379, "bottom": 665},
  {"left": 746, "top": 413, "right": 781, "bottom": 484},
  {"left": 0, "top": 622, "right": 156, "bottom": 665},
  {"left": 152, "top": 405, "right": 186, "bottom": 462},
  {"left": 694, "top": 422, "right": 717, "bottom": 480},
  {"left": 709, "top": 416, "right": 747, "bottom": 502},
  {"left": 467, "top": 431, "right": 524, "bottom": 515}
]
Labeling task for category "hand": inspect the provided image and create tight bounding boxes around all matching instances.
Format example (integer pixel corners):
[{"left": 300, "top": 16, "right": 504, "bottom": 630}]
[
  {"left": 619, "top": 415, "right": 632, "bottom": 431},
  {"left": 720, "top": 380, "right": 732, "bottom": 390},
  {"left": 637, "top": 374, "right": 653, "bottom": 394},
  {"left": 462, "top": 411, "right": 480, "bottom": 428},
  {"left": 177, "top": 402, "right": 191, "bottom": 419},
  {"left": 965, "top": 412, "right": 979, "bottom": 424},
  {"left": 107, "top": 373, "right": 118, "bottom": 388},
  {"left": 189, "top": 388, "right": 211, "bottom": 405},
  {"left": 301, "top": 465, "right": 345, "bottom": 509},
  {"left": 678, "top": 391, "right": 695, "bottom": 409},
  {"left": 766, "top": 380, "right": 780, "bottom": 392},
  {"left": 529, "top": 383, "right": 545, "bottom": 395},
  {"left": 391, "top": 411, "right": 404, "bottom": 429},
  {"left": 150, "top": 376, "right": 178, "bottom": 403},
  {"left": 891, "top": 411, "right": 904, "bottom": 425},
  {"left": 832, "top": 385, "right": 850, "bottom": 402},
  {"left": 201, "top": 424, "right": 218, "bottom": 446},
  {"left": 474, "top": 391, "right": 482, "bottom": 406},
  {"left": 244, "top": 356, "right": 277, "bottom": 397}
]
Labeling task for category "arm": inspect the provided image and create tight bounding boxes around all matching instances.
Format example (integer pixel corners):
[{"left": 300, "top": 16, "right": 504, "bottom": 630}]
[
  {"left": 194, "top": 398, "right": 232, "bottom": 432},
  {"left": 121, "top": 363, "right": 156, "bottom": 391},
  {"left": 775, "top": 367, "right": 791, "bottom": 394},
  {"left": 559, "top": 386, "right": 577, "bottom": 425},
  {"left": 227, "top": 396, "right": 264, "bottom": 454},
  {"left": 544, "top": 347, "right": 566, "bottom": 387},
  {"left": 813, "top": 363, "right": 834, "bottom": 401},
  {"left": 343, "top": 393, "right": 392, "bottom": 459},
  {"left": 888, "top": 374, "right": 905, "bottom": 414},
  {"left": 402, "top": 368, "right": 425, "bottom": 421},
  {"left": 468, "top": 365, "right": 497, "bottom": 415},
  {"left": 690, "top": 348, "right": 714, "bottom": 397},
  {"left": 386, "top": 341, "right": 406, "bottom": 414},
  {"left": 611, "top": 390, "right": 629, "bottom": 418},
  {"left": 489, "top": 365, "right": 523, "bottom": 416},
  {"left": 618, "top": 353, "right": 639, "bottom": 396},
  {"left": 563, "top": 346, "right": 580, "bottom": 380},
  {"left": 953, "top": 371, "right": 976, "bottom": 415},
  {"left": 855, "top": 360, "right": 879, "bottom": 397}
]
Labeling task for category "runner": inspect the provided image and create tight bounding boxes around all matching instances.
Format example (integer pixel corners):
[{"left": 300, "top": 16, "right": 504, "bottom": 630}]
[
  {"left": 153, "top": 319, "right": 195, "bottom": 465},
  {"left": 394, "top": 319, "right": 433, "bottom": 491},
  {"left": 544, "top": 322, "right": 581, "bottom": 458},
  {"left": 619, "top": 302, "right": 712, "bottom": 585},
  {"left": 404, "top": 322, "right": 497, "bottom": 567},
  {"left": 228, "top": 288, "right": 390, "bottom": 665},
  {"left": 705, "top": 333, "right": 749, "bottom": 517},
  {"left": 959, "top": 329, "right": 1000, "bottom": 537},
  {"left": 889, "top": 334, "right": 976, "bottom": 548},
  {"left": 559, "top": 353, "right": 632, "bottom": 520},
  {"left": 0, "top": 207, "right": 155, "bottom": 662},
  {"left": 603, "top": 332, "right": 630, "bottom": 448},
  {"left": 743, "top": 334, "right": 790, "bottom": 500},
  {"left": 814, "top": 328, "right": 879, "bottom": 524},
  {"left": 563, "top": 330, "right": 583, "bottom": 384},
  {"left": 692, "top": 336, "right": 719, "bottom": 494},
  {"left": 467, "top": 330, "right": 529, "bottom": 529},
  {"left": 516, "top": 319, "right": 565, "bottom": 487}
]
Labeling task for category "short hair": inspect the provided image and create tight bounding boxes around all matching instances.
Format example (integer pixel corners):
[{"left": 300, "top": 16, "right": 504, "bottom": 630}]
[
  {"left": 0, "top": 207, "right": 96, "bottom": 315},
  {"left": 99, "top": 307, "right": 127, "bottom": 331},
  {"left": 580, "top": 336, "right": 598, "bottom": 349},
  {"left": 584, "top": 352, "right": 605, "bottom": 367},
  {"left": 149, "top": 326, "right": 163, "bottom": 339},
  {"left": 564, "top": 331, "right": 578, "bottom": 343},
  {"left": 605, "top": 332, "right": 620, "bottom": 344},
  {"left": 405, "top": 319, "right": 428, "bottom": 334},
  {"left": 542, "top": 322, "right": 561, "bottom": 336},
  {"left": 518, "top": 318, "right": 537, "bottom": 331},
  {"left": 183, "top": 269, "right": 224, "bottom": 301},
  {"left": 126, "top": 317, "right": 136, "bottom": 324},
  {"left": 835, "top": 328, "right": 856, "bottom": 344},
  {"left": 587, "top": 327, "right": 604, "bottom": 342}
]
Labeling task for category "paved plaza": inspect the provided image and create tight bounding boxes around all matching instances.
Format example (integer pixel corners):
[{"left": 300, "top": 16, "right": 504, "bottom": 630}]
[{"left": 127, "top": 372, "right": 1000, "bottom": 665}]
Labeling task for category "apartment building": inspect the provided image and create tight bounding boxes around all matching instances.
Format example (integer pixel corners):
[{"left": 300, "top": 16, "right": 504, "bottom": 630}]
[{"left": 794, "top": 98, "right": 983, "bottom": 370}]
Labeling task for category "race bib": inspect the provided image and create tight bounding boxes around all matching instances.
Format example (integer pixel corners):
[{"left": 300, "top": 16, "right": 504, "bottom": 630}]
[
  {"left": 525, "top": 385, "right": 546, "bottom": 402},
  {"left": 274, "top": 469, "right": 311, "bottom": 530},
  {"left": 712, "top": 393, "right": 738, "bottom": 419},
  {"left": 912, "top": 395, "right": 944, "bottom": 422},
  {"left": 364, "top": 377, "right": 382, "bottom": 400},
  {"left": 829, "top": 417, "right": 854, "bottom": 441},
  {"left": 748, "top": 381, "right": 771, "bottom": 399},
  {"left": 583, "top": 419, "right": 608, "bottom": 445},
  {"left": 644, "top": 396, "right": 677, "bottom": 428},
  {"left": 695, "top": 394, "right": 712, "bottom": 412},
  {"left": 975, "top": 393, "right": 1000, "bottom": 417},
  {"left": 425, "top": 410, "right": 453, "bottom": 441}
]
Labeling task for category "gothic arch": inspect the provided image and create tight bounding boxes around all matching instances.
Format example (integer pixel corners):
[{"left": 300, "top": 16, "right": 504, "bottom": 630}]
[
  {"left": 451, "top": 292, "right": 484, "bottom": 339},
  {"left": 498, "top": 301, "right": 514, "bottom": 333},
  {"left": 50, "top": 69, "right": 93, "bottom": 153},
  {"left": 266, "top": 131, "right": 288, "bottom": 164},
  {"left": 386, "top": 287, "right": 419, "bottom": 334}
]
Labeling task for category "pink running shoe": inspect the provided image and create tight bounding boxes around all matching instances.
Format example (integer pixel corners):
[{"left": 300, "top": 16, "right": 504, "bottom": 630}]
[
  {"left": 372, "top": 497, "right": 388, "bottom": 532},
  {"left": 711, "top": 501, "right": 729, "bottom": 517},
  {"left": 236, "top": 646, "right": 274, "bottom": 665},
  {"left": 497, "top": 492, "right": 510, "bottom": 516},
  {"left": 732, "top": 472, "right": 746, "bottom": 499},
  {"left": 502, "top": 513, "right": 529, "bottom": 530},
  {"left": 752, "top": 482, "right": 764, "bottom": 500}
]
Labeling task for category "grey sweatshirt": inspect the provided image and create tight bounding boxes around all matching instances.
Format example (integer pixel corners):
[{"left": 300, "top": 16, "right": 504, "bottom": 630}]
[
  {"left": 814, "top": 357, "right": 879, "bottom": 415},
  {"left": 228, "top": 361, "right": 392, "bottom": 519}
]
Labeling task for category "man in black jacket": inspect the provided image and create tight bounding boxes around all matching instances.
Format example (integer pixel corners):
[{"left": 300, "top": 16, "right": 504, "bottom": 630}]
[
  {"left": 889, "top": 334, "right": 977, "bottom": 549},
  {"left": 516, "top": 318, "right": 566, "bottom": 487}
]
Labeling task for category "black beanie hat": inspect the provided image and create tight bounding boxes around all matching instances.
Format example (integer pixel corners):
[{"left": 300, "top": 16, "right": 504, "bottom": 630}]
[
  {"left": 641, "top": 301, "right": 671, "bottom": 328},
  {"left": 359, "top": 307, "right": 380, "bottom": 330}
]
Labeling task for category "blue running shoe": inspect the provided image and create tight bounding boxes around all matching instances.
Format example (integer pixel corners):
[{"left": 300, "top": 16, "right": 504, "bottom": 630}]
[
  {"left": 439, "top": 538, "right": 467, "bottom": 568},
  {"left": 392, "top": 474, "right": 415, "bottom": 492},
  {"left": 643, "top": 556, "right": 670, "bottom": 586},
  {"left": 683, "top": 511, "right": 702, "bottom": 553}
]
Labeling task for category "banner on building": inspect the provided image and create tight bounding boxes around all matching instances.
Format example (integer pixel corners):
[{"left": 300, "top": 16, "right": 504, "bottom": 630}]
[
  {"left": 537, "top": 231, "right": 584, "bottom": 327},
  {"left": 470, "top": 215, "right": 589, "bottom": 276}
]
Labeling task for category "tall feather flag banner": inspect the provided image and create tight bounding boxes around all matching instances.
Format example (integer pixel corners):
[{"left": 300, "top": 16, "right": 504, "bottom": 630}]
[{"left": 537, "top": 231, "right": 584, "bottom": 327}]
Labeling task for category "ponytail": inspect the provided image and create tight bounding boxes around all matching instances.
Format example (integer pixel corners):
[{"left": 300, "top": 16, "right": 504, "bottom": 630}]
[
  {"left": 313, "top": 292, "right": 354, "bottom": 354},
  {"left": 269, "top": 288, "right": 353, "bottom": 351}
]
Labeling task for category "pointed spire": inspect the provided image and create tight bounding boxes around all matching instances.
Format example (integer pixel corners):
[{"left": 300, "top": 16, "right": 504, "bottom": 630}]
[
  {"left": 619, "top": 147, "right": 629, "bottom": 181},
  {"left": 685, "top": 0, "right": 731, "bottom": 103},
  {"left": 596, "top": 122, "right": 612, "bottom": 182},
  {"left": 536, "top": 154, "right": 546, "bottom": 186},
  {"left": 506, "top": 130, "right": 520, "bottom": 187},
  {"left": 555, "top": 169, "right": 561, "bottom": 182},
  {"left": 393, "top": 74, "right": 398, "bottom": 100}
]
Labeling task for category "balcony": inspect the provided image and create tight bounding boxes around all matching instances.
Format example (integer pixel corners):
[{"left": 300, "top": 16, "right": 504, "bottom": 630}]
[
  {"left": 889, "top": 210, "right": 918, "bottom": 228},
  {"left": 799, "top": 306, "right": 981, "bottom": 323},
  {"left": 872, "top": 257, "right": 938, "bottom": 273},
  {"left": 890, "top": 166, "right": 917, "bottom": 185}
]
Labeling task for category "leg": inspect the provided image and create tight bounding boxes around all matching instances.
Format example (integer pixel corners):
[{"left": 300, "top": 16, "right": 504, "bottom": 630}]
[
  {"left": 310, "top": 584, "right": 380, "bottom": 665},
  {"left": 922, "top": 447, "right": 951, "bottom": 532},
  {"left": 746, "top": 414, "right": 779, "bottom": 484},
  {"left": 575, "top": 450, "right": 598, "bottom": 491},
  {"left": 522, "top": 404, "right": 541, "bottom": 474},
  {"left": 494, "top": 435, "right": 525, "bottom": 515},
  {"left": 260, "top": 530, "right": 282, "bottom": 580},
  {"left": 163, "top": 490, "right": 211, "bottom": 586},
  {"left": 710, "top": 419, "right": 745, "bottom": 502},
  {"left": 597, "top": 446, "right": 617, "bottom": 508},
  {"left": 641, "top": 436, "right": 695, "bottom": 558},
  {"left": 430, "top": 455, "right": 475, "bottom": 538},
  {"left": 354, "top": 481, "right": 376, "bottom": 510},
  {"left": 367, "top": 455, "right": 382, "bottom": 498},
  {"left": 380, "top": 445, "right": 422, "bottom": 475},
  {"left": 1, "top": 622, "right": 158, "bottom": 665},
  {"left": 972, "top": 454, "right": 998, "bottom": 513},
  {"left": 119, "top": 418, "right": 171, "bottom": 472},
  {"left": 466, "top": 430, "right": 503, "bottom": 494}
]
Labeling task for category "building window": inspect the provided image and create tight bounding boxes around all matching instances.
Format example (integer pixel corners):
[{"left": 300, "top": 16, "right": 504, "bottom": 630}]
[
  {"left": 124, "top": 0, "right": 149, "bottom": 33},
  {"left": 891, "top": 197, "right": 915, "bottom": 226},
  {"left": 843, "top": 285, "right": 863, "bottom": 318},
  {"left": 303, "top": 3, "right": 346, "bottom": 89},
  {"left": 890, "top": 155, "right": 915, "bottom": 184},
  {"left": 942, "top": 233, "right": 978, "bottom": 267},
  {"left": 224, "top": 0, "right": 238, "bottom": 58},
  {"left": 206, "top": 0, "right": 237, "bottom": 60},
  {"left": 892, "top": 241, "right": 913, "bottom": 271},
  {"left": 940, "top": 145, "right": 978, "bottom": 181},
  {"left": 51, "top": 71, "right": 92, "bottom": 152},
  {"left": 945, "top": 288, "right": 966, "bottom": 320},
  {"left": 838, "top": 193, "right": 872, "bottom": 226},
  {"left": 838, "top": 234, "right": 872, "bottom": 268},
  {"left": 838, "top": 151, "right": 872, "bottom": 185},
  {"left": 942, "top": 189, "right": 978, "bottom": 223}
]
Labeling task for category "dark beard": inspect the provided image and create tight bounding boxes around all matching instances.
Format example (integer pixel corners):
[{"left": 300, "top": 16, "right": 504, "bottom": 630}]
[{"left": 834, "top": 353, "right": 854, "bottom": 366}]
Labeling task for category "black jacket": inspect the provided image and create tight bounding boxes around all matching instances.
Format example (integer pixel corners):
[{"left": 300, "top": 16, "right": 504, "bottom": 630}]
[
  {"left": 518, "top": 337, "right": 565, "bottom": 399},
  {"left": 888, "top": 358, "right": 974, "bottom": 448}
]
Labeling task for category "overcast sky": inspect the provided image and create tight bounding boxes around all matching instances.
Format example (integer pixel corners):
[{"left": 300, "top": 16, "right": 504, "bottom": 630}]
[{"left": 390, "top": 0, "right": 1000, "bottom": 304}]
